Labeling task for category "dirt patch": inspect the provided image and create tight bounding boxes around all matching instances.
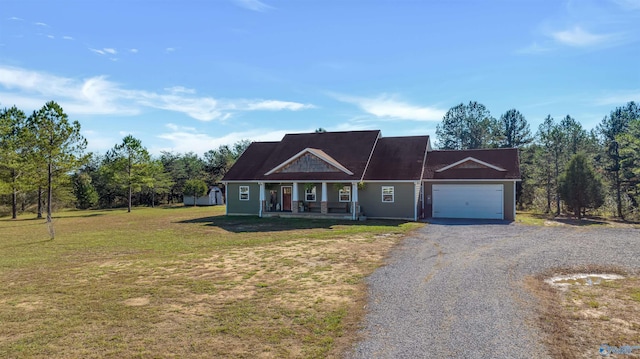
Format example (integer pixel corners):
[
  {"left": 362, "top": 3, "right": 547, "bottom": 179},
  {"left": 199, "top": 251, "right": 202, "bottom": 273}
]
[
  {"left": 123, "top": 297, "right": 150, "bottom": 306},
  {"left": 526, "top": 267, "right": 640, "bottom": 359}
]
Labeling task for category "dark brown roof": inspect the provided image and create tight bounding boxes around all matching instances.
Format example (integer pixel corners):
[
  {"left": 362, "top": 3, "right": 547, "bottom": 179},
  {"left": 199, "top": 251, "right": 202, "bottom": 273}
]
[
  {"left": 363, "top": 136, "right": 429, "bottom": 181},
  {"left": 223, "top": 130, "right": 521, "bottom": 182},
  {"left": 223, "top": 130, "right": 381, "bottom": 181},
  {"left": 223, "top": 142, "right": 280, "bottom": 180},
  {"left": 424, "top": 148, "right": 521, "bottom": 180}
]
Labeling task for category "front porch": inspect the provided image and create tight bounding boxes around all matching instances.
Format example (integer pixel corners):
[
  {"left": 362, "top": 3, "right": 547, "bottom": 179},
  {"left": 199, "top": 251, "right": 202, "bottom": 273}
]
[
  {"left": 262, "top": 211, "right": 355, "bottom": 220},
  {"left": 259, "top": 181, "right": 362, "bottom": 220}
]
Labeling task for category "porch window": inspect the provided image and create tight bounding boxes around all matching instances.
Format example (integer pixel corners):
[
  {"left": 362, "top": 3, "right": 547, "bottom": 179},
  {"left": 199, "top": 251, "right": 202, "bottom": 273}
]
[
  {"left": 305, "top": 186, "right": 316, "bottom": 201},
  {"left": 239, "top": 186, "right": 250, "bottom": 201},
  {"left": 339, "top": 186, "right": 351, "bottom": 202},
  {"left": 382, "top": 186, "right": 394, "bottom": 203}
]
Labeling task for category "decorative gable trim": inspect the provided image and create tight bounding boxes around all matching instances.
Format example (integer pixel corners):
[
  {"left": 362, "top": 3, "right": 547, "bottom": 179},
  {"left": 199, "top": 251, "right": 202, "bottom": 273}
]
[
  {"left": 435, "top": 156, "right": 507, "bottom": 173},
  {"left": 264, "top": 148, "right": 354, "bottom": 176}
]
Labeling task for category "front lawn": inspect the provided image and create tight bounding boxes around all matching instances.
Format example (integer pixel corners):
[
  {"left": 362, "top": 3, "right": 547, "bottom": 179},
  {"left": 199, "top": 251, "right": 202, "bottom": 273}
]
[{"left": 0, "top": 206, "right": 420, "bottom": 358}]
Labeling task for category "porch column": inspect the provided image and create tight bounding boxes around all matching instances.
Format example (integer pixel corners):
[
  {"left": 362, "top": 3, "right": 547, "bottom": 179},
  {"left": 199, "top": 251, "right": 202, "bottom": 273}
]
[
  {"left": 351, "top": 182, "right": 359, "bottom": 220},
  {"left": 259, "top": 182, "right": 265, "bottom": 217},
  {"left": 414, "top": 181, "right": 420, "bottom": 221},
  {"left": 292, "top": 182, "right": 299, "bottom": 213},
  {"left": 321, "top": 182, "right": 328, "bottom": 214},
  {"left": 224, "top": 182, "right": 228, "bottom": 215}
]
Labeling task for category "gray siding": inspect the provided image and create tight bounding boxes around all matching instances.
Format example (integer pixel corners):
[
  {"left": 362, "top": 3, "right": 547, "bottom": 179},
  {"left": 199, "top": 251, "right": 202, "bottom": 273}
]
[
  {"left": 226, "top": 183, "right": 260, "bottom": 215},
  {"left": 358, "top": 182, "right": 416, "bottom": 220}
]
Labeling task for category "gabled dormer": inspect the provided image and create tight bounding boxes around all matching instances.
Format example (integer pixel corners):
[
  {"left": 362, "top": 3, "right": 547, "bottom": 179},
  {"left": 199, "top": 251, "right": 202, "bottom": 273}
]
[{"left": 264, "top": 148, "right": 354, "bottom": 176}]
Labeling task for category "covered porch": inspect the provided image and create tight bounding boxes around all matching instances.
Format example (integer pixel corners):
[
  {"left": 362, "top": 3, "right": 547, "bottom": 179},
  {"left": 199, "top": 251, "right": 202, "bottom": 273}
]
[{"left": 258, "top": 181, "right": 362, "bottom": 220}]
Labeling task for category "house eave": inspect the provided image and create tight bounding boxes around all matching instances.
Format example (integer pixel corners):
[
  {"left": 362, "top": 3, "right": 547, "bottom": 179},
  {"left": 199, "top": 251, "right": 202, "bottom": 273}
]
[{"left": 423, "top": 178, "right": 521, "bottom": 182}]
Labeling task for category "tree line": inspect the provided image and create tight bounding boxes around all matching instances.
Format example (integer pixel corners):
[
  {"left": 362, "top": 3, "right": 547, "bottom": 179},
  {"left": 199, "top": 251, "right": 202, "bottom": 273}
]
[
  {"left": 0, "top": 101, "right": 250, "bottom": 219},
  {"left": 436, "top": 101, "right": 640, "bottom": 219},
  {"left": 3, "top": 100, "right": 640, "bottom": 220}
]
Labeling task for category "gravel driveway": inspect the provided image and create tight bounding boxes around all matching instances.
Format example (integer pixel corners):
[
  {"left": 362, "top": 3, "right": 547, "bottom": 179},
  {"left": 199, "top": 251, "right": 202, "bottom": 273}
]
[{"left": 347, "top": 221, "right": 640, "bottom": 359}]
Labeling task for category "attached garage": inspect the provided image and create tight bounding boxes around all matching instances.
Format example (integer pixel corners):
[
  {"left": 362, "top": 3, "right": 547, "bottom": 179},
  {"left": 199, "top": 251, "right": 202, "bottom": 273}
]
[{"left": 432, "top": 184, "right": 504, "bottom": 220}]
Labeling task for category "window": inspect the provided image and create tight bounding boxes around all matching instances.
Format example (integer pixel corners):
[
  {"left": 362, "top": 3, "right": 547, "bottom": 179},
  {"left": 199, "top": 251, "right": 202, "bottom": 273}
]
[
  {"left": 382, "top": 186, "right": 394, "bottom": 203},
  {"left": 305, "top": 186, "right": 316, "bottom": 202},
  {"left": 239, "top": 186, "right": 250, "bottom": 201},
  {"left": 339, "top": 186, "right": 351, "bottom": 202}
]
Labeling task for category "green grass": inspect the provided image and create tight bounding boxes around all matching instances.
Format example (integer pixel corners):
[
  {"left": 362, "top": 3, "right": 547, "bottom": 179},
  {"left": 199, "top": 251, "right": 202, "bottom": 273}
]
[
  {"left": 0, "top": 206, "right": 420, "bottom": 358},
  {"left": 515, "top": 211, "right": 550, "bottom": 226}
]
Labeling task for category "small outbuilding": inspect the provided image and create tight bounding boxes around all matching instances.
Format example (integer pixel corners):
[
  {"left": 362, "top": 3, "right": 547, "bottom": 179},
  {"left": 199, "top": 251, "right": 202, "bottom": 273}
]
[{"left": 184, "top": 187, "right": 224, "bottom": 206}]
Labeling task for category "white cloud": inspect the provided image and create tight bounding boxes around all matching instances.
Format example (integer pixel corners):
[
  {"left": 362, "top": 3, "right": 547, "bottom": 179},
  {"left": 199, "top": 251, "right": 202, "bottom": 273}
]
[
  {"left": 130, "top": 48, "right": 138, "bottom": 53},
  {"left": 0, "top": 66, "right": 315, "bottom": 121},
  {"left": 165, "top": 47, "right": 176, "bottom": 53},
  {"left": 83, "top": 130, "right": 117, "bottom": 153},
  {"left": 9, "top": 17, "right": 23, "bottom": 21},
  {"left": 63, "top": 36, "right": 74, "bottom": 40},
  {"left": 595, "top": 91, "right": 640, "bottom": 105},
  {"left": 550, "top": 26, "right": 611, "bottom": 47},
  {"left": 334, "top": 93, "right": 445, "bottom": 121},
  {"left": 241, "top": 100, "right": 315, "bottom": 111},
  {"left": 165, "top": 86, "right": 196, "bottom": 95},
  {"left": 90, "top": 47, "right": 117, "bottom": 56},
  {"left": 34, "top": 22, "right": 48, "bottom": 27},
  {"left": 233, "top": 0, "right": 273, "bottom": 12},
  {"left": 156, "top": 127, "right": 287, "bottom": 155}
]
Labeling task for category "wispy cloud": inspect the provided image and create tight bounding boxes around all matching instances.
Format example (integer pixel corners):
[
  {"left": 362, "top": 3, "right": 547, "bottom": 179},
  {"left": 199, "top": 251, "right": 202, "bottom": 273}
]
[
  {"left": 165, "top": 86, "right": 196, "bottom": 95},
  {"left": 550, "top": 26, "right": 612, "bottom": 47},
  {"left": 130, "top": 48, "right": 138, "bottom": 53},
  {"left": 0, "top": 66, "right": 315, "bottom": 121},
  {"left": 62, "top": 35, "right": 74, "bottom": 40},
  {"left": 594, "top": 90, "right": 640, "bottom": 106},
  {"left": 334, "top": 93, "right": 445, "bottom": 121},
  {"left": 165, "top": 47, "right": 176, "bottom": 53},
  {"left": 517, "top": 42, "right": 553, "bottom": 54},
  {"left": 232, "top": 0, "right": 273, "bottom": 12},
  {"left": 611, "top": 0, "right": 640, "bottom": 10},
  {"left": 90, "top": 47, "right": 117, "bottom": 55},
  {"left": 156, "top": 125, "right": 288, "bottom": 155},
  {"left": 83, "top": 130, "right": 118, "bottom": 154},
  {"left": 241, "top": 100, "right": 315, "bottom": 111},
  {"left": 9, "top": 17, "right": 23, "bottom": 21},
  {"left": 34, "top": 22, "right": 48, "bottom": 27}
]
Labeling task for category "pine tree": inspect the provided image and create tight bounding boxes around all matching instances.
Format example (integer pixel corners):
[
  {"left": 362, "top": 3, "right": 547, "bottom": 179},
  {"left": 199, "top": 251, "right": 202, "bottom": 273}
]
[{"left": 560, "top": 153, "right": 604, "bottom": 218}]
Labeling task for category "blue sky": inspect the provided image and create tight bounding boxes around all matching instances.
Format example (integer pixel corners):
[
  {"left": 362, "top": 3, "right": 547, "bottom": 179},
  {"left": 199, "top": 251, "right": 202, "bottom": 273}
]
[{"left": 1, "top": 0, "right": 639, "bottom": 155}]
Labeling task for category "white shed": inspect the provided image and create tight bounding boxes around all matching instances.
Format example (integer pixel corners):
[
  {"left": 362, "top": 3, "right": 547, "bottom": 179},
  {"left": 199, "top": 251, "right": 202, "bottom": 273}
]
[{"left": 184, "top": 187, "right": 224, "bottom": 206}]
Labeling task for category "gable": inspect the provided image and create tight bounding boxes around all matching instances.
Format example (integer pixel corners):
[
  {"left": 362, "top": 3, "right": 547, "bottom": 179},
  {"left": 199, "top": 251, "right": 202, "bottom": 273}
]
[
  {"left": 436, "top": 157, "right": 507, "bottom": 173},
  {"left": 264, "top": 148, "right": 354, "bottom": 176},
  {"left": 424, "top": 149, "right": 521, "bottom": 180},
  {"left": 276, "top": 152, "right": 342, "bottom": 173}
]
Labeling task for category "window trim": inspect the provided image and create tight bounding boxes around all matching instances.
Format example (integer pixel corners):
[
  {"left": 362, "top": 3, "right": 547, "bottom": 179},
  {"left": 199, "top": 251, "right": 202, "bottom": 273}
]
[
  {"left": 239, "top": 185, "right": 250, "bottom": 201},
  {"left": 305, "top": 186, "right": 316, "bottom": 202},
  {"left": 338, "top": 186, "right": 351, "bottom": 203},
  {"left": 382, "top": 186, "right": 394, "bottom": 203}
]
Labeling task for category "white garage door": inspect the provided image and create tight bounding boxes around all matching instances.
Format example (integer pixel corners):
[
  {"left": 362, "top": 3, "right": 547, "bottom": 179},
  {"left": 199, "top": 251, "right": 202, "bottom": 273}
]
[{"left": 432, "top": 184, "right": 504, "bottom": 220}]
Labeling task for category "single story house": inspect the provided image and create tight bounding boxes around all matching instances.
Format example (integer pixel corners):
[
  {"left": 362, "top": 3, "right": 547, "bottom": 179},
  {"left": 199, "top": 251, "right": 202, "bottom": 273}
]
[
  {"left": 222, "top": 130, "right": 520, "bottom": 221},
  {"left": 183, "top": 186, "right": 224, "bottom": 206}
]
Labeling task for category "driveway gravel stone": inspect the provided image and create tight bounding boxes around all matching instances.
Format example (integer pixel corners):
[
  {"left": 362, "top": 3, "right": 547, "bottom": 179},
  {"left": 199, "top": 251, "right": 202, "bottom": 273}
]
[{"left": 347, "top": 221, "right": 640, "bottom": 359}]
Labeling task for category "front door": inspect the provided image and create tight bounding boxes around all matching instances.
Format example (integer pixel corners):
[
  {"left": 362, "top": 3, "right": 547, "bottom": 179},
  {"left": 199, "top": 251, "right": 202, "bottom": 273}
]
[{"left": 282, "top": 186, "right": 292, "bottom": 211}]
